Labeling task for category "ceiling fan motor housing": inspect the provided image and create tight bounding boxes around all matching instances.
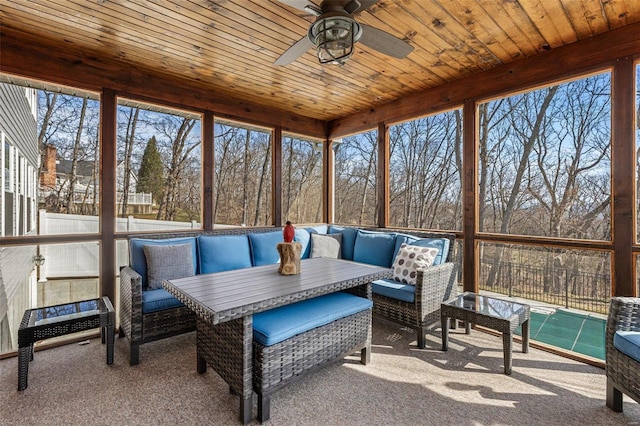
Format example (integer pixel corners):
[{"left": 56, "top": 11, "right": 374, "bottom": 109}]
[{"left": 308, "top": 10, "right": 363, "bottom": 65}]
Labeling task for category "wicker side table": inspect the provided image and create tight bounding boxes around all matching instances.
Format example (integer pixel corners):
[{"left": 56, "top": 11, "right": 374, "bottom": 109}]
[
  {"left": 17, "top": 296, "right": 115, "bottom": 391},
  {"left": 441, "top": 292, "right": 530, "bottom": 375}
]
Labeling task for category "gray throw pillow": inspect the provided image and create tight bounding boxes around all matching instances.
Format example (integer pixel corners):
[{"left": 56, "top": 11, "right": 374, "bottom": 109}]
[
  {"left": 310, "top": 233, "right": 342, "bottom": 259},
  {"left": 143, "top": 243, "right": 195, "bottom": 290}
]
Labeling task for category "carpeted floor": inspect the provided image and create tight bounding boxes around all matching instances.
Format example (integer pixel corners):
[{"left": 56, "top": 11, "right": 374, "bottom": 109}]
[{"left": 1, "top": 317, "right": 639, "bottom": 425}]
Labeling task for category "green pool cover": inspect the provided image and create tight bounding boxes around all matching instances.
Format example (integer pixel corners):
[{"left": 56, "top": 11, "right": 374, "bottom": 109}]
[{"left": 515, "top": 309, "right": 605, "bottom": 360}]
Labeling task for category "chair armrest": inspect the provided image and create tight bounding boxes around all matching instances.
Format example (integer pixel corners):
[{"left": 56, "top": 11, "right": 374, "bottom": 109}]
[
  {"left": 414, "top": 262, "right": 458, "bottom": 314},
  {"left": 606, "top": 297, "right": 640, "bottom": 347},
  {"left": 119, "top": 266, "right": 144, "bottom": 342}
]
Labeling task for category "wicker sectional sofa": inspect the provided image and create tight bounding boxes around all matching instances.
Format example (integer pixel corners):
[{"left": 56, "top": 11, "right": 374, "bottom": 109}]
[{"left": 119, "top": 225, "right": 458, "bottom": 367}]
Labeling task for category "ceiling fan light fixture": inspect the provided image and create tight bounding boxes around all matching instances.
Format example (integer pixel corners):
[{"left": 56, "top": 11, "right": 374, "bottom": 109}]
[{"left": 310, "top": 15, "right": 362, "bottom": 65}]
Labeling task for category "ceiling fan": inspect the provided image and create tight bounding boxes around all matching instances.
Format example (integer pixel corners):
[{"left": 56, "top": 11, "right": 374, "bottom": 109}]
[{"left": 275, "top": 0, "right": 414, "bottom": 66}]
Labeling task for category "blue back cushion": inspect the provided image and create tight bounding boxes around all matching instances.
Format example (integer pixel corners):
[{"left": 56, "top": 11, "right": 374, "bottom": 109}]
[
  {"left": 329, "top": 226, "right": 358, "bottom": 260},
  {"left": 352, "top": 230, "right": 396, "bottom": 267},
  {"left": 198, "top": 235, "right": 252, "bottom": 273},
  {"left": 129, "top": 237, "right": 198, "bottom": 288},
  {"left": 411, "top": 238, "right": 450, "bottom": 265},
  {"left": 253, "top": 292, "right": 373, "bottom": 346},
  {"left": 306, "top": 224, "right": 328, "bottom": 234},
  {"left": 248, "top": 230, "right": 283, "bottom": 266},
  {"left": 295, "top": 228, "right": 312, "bottom": 259},
  {"left": 393, "top": 235, "right": 450, "bottom": 266}
]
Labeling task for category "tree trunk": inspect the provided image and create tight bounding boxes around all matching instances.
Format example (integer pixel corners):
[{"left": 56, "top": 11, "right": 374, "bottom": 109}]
[
  {"left": 66, "top": 98, "right": 88, "bottom": 214},
  {"left": 253, "top": 137, "right": 270, "bottom": 226},
  {"left": 121, "top": 107, "right": 139, "bottom": 217}
]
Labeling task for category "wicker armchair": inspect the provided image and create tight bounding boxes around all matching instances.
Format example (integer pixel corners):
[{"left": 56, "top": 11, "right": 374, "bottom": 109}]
[
  {"left": 606, "top": 297, "right": 640, "bottom": 411},
  {"left": 371, "top": 230, "right": 458, "bottom": 349},
  {"left": 119, "top": 264, "right": 196, "bottom": 365}
]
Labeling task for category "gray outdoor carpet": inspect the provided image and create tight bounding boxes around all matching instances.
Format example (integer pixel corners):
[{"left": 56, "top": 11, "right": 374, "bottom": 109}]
[{"left": 0, "top": 317, "right": 638, "bottom": 425}]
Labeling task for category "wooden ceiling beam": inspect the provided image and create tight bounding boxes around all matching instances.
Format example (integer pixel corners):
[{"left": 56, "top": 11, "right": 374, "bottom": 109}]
[
  {"left": 0, "top": 29, "right": 327, "bottom": 139},
  {"left": 329, "top": 21, "right": 640, "bottom": 138}
]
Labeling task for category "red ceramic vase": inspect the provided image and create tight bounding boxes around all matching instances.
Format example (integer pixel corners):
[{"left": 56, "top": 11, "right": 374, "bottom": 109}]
[{"left": 283, "top": 221, "right": 295, "bottom": 243}]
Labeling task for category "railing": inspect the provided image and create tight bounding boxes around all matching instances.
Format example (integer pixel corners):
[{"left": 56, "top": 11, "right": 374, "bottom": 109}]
[
  {"left": 479, "top": 261, "right": 611, "bottom": 315},
  {"left": 116, "top": 192, "right": 152, "bottom": 205}
]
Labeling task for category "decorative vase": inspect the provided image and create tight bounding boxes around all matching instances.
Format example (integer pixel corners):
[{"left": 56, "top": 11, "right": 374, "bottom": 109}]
[{"left": 283, "top": 221, "right": 295, "bottom": 243}]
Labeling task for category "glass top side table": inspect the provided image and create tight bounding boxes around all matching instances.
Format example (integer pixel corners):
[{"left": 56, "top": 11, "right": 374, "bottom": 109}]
[
  {"left": 17, "top": 296, "right": 115, "bottom": 390},
  {"left": 441, "top": 292, "right": 530, "bottom": 375}
]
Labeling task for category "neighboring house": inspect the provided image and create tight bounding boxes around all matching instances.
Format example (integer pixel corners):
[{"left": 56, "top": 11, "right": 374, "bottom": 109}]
[
  {"left": 40, "top": 147, "right": 153, "bottom": 214},
  {"left": 0, "top": 82, "right": 39, "bottom": 352}
]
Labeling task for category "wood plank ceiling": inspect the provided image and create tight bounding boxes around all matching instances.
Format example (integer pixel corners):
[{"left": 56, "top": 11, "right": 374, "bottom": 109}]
[{"left": 1, "top": 0, "right": 640, "bottom": 123}]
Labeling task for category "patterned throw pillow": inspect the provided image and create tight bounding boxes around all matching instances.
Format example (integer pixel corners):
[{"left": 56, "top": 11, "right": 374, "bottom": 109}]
[{"left": 392, "top": 243, "right": 439, "bottom": 285}]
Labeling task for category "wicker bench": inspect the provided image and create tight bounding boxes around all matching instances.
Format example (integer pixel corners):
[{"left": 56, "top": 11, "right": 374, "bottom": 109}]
[{"left": 251, "top": 292, "right": 373, "bottom": 423}]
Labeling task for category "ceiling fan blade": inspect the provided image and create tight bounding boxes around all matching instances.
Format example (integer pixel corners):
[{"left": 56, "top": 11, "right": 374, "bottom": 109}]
[
  {"left": 344, "top": 0, "right": 379, "bottom": 15},
  {"left": 277, "top": 0, "right": 322, "bottom": 16},
  {"left": 275, "top": 36, "right": 315, "bottom": 66},
  {"left": 358, "top": 24, "right": 414, "bottom": 59}
]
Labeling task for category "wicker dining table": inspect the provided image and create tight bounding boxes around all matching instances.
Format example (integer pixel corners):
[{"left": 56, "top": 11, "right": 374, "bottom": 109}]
[{"left": 163, "top": 257, "right": 391, "bottom": 425}]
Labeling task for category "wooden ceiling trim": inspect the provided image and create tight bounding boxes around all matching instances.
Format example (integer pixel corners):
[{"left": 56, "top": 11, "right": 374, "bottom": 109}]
[
  {"left": 329, "top": 21, "right": 640, "bottom": 138},
  {"left": 0, "top": 29, "right": 327, "bottom": 138}
]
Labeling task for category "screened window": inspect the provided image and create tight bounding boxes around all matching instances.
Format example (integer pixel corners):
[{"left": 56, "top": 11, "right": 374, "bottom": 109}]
[
  {"left": 38, "top": 89, "right": 101, "bottom": 234},
  {"left": 282, "top": 135, "right": 323, "bottom": 224},
  {"left": 389, "top": 109, "right": 462, "bottom": 231},
  {"left": 115, "top": 100, "right": 202, "bottom": 232},
  {"left": 213, "top": 120, "right": 272, "bottom": 227},
  {"left": 333, "top": 130, "right": 378, "bottom": 225},
  {"left": 478, "top": 72, "right": 612, "bottom": 240}
]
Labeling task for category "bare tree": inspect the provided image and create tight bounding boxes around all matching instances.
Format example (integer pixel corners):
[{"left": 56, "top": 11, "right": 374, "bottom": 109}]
[
  {"left": 119, "top": 107, "right": 139, "bottom": 217},
  {"left": 155, "top": 117, "right": 199, "bottom": 221}
]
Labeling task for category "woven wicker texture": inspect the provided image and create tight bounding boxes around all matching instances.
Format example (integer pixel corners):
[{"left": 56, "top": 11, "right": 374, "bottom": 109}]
[
  {"left": 367, "top": 228, "right": 458, "bottom": 349},
  {"left": 119, "top": 227, "right": 278, "bottom": 365},
  {"left": 606, "top": 297, "right": 640, "bottom": 411},
  {"left": 440, "top": 292, "right": 530, "bottom": 375},
  {"left": 17, "top": 297, "right": 114, "bottom": 390},
  {"left": 253, "top": 308, "right": 372, "bottom": 422},
  {"left": 165, "top": 256, "right": 388, "bottom": 424}
]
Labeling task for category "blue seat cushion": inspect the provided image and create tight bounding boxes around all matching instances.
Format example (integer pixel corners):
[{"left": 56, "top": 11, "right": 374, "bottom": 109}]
[
  {"left": 141, "top": 288, "right": 185, "bottom": 314},
  {"left": 393, "top": 235, "right": 450, "bottom": 266},
  {"left": 353, "top": 229, "right": 396, "bottom": 268},
  {"left": 248, "top": 230, "right": 283, "bottom": 266},
  {"left": 129, "top": 237, "right": 198, "bottom": 288},
  {"left": 252, "top": 292, "right": 373, "bottom": 346},
  {"left": 614, "top": 330, "right": 640, "bottom": 362},
  {"left": 198, "top": 235, "right": 252, "bottom": 273},
  {"left": 372, "top": 278, "right": 415, "bottom": 303},
  {"left": 329, "top": 226, "right": 358, "bottom": 260}
]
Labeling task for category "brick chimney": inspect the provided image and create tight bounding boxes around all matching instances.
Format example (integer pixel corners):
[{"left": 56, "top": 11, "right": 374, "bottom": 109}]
[{"left": 40, "top": 144, "right": 57, "bottom": 188}]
